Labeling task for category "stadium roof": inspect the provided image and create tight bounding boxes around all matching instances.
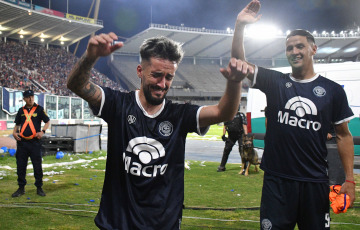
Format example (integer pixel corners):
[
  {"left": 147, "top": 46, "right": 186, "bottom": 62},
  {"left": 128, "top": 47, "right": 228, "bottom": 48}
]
[
  {"left": 116, "top": 23, "right": 360, "bottom": 67},
  {"left": 0, "top": 0, "right": 103, "bottom": 47}
]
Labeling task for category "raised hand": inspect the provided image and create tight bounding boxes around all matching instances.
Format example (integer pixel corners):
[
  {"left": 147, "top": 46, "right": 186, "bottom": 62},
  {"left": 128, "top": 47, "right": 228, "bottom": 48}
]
[
  {"left": 86, "top": 32, "right": 124, "bottom": 60},
  {"left": 236, "top": 0, "right": 261, "bottom": 25},
  {"left": 220, "top": 58, "right": 254, "bottom": 82}
]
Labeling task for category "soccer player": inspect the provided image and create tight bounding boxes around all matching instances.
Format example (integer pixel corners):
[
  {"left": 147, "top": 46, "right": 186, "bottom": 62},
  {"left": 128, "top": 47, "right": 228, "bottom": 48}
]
[
  {"left": 67, "top": 33, "right": 252, "bottom": 229},
  {"left": 232, "top": 1, "right": 356, "bottom": 229}
]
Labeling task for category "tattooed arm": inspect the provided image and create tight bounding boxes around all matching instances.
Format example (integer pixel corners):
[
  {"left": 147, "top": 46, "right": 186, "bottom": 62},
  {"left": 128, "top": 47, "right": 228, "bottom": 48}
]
[{"left": 67, "top": 32, "right": 123, "bottom": 108}]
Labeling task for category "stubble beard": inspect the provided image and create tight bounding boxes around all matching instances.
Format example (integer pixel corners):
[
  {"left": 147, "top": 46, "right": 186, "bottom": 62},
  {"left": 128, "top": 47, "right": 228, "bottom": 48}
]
[{"left": 143, "top": 85, "right": 168, "bottom": 106}]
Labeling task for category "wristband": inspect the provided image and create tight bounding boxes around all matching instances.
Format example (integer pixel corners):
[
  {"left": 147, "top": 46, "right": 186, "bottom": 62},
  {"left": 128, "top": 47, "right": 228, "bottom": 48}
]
[
  {"left": 42, "top": 130, "right": 46, "bottom": 134},
  {"left": 345, "top": 180, "right": 356, "bottom": 185}
]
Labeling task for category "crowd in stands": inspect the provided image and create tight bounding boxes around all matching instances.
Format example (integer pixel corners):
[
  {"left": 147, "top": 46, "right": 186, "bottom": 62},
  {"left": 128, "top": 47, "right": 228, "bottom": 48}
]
[{"left": 0, "top": 39, "right": 125, "bottom": 96}]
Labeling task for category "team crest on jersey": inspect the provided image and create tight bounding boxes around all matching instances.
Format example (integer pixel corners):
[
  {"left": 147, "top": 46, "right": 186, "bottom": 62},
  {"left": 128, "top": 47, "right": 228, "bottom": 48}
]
[
  {"left": 313, "top": 86, "right": 326, "bottom": 97},
  {"left": 285, "top": 82, "right": 292, "bottom": 88},
  {"left": 159, "top": 121, "right": 173, "bottom": 137},
  {"left": 261, "top": 219, "right": 272, "bottom": 230},
  {"left": 123, "top": 137, "right": 168, "bottom": 177},
  {"left": 127, "top": 115, "right": 136, "bottom": 124}
]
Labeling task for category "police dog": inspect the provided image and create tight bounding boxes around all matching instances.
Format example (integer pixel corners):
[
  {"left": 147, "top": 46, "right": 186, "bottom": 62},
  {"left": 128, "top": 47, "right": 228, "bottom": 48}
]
[{"left": 239, "top": 134, "right": 259, "bottom": 176}]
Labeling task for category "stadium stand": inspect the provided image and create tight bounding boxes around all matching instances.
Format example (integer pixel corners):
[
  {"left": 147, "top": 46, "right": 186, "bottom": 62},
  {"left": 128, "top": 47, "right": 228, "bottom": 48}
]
[{"left": 0, "top": 39, "right": 125, "bottom": 95}]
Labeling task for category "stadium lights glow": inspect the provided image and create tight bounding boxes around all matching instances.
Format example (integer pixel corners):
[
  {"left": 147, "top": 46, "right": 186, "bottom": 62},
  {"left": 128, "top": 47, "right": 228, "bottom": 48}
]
[
  {"left": 40, "top": 38, "right": 44, "bottom": 42},
  {"left": 0, "top": 25, "right": 7, "bottom": 32},
  {"left": 20, "top": 35, "right": 24, "bottom": 39},
  {"left": 0, "top": 31, "right": 2, "bottom": 34},
  {"left": 245, "top": 24, "right": 280, "bottom": 39},
  {"left": 344, "top": 47, "right": 358, "bottom": 53},
  {"left": 19, "top": 29, "right": 27, "bottom": 35},
  {"left": 60, "top": 41, "right": 64, "bottom": 45},
  {"left": 317, "top": 47, "right": 340, "bottom": 54}
]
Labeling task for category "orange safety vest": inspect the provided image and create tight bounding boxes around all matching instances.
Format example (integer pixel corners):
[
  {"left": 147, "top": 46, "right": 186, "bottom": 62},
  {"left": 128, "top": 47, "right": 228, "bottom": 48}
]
[{"left": 19, "top": 105, "right": 38, "bottom": 140}]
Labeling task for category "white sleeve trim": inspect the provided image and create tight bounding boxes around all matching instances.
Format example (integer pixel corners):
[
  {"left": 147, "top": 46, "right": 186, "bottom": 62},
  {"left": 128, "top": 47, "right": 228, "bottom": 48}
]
[
  {"left": 334, "top": 115, "right": 355, "bottom": 125},
  {"left": 250, "top": 65, "right": 258, "bottom": 88},
  {"left": 93, "top": 85, "right": 105, "bottom": 117},
  {"left": 196, "top": 106, "right": 210, "bottom": 136}
]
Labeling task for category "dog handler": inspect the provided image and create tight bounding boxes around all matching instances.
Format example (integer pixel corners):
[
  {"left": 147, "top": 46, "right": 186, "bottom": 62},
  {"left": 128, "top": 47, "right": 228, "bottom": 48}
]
[
  {"left": 12, "top": 89, "right": 50, "bottom": 197},
  {"left": 232, "top": 1, "right": 355, "bottom": 229},
  {"left": 218, "top": 111, "right": 248, "bottom": 172}
]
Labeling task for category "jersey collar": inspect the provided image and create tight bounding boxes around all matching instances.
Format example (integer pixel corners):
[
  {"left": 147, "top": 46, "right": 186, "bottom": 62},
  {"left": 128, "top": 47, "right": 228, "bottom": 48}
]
[
  {"left": 135, "top": 91, "right": 165, "bottom": 118},
  {"left": 289, "top": 73, "right": 320, "bottom": 83}
]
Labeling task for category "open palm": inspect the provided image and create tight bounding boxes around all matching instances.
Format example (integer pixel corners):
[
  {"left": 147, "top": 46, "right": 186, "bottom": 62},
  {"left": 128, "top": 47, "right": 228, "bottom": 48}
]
[{"left": 237, "top": 0, "right": 261, "bottom": 25}]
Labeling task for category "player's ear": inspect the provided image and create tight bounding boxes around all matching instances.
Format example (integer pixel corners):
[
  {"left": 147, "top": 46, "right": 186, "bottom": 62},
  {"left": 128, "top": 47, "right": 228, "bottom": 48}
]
[
  {"left": 137, "top": 64, "right": 143, "bottom": 79},
  {"left": 311, "top": 44, "right": 317, "bottom": 55}
]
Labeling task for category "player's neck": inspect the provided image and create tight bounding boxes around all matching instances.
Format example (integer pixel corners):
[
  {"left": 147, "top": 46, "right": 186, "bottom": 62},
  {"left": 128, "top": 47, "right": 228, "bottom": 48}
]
[
  {"left": 138, "top": 91, "right": 163, "bottom": 115},
  {"left": 291, "top": 66, "right": 316, "bottom": 80}
]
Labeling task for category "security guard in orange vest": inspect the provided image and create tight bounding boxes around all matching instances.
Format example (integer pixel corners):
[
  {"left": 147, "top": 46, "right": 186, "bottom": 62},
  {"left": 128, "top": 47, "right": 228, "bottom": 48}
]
[{"left": 12, "top": 89, "right": 50, "bottom": 197}]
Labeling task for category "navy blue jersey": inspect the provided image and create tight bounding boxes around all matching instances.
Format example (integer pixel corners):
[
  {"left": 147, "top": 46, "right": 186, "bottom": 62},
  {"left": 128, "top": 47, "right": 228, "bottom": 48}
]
[
  {"left": 91, "top": 88, "right": 206, "bottom": 230},
  {"left": 254, "top": 67, "right": 353, "bottom": 182}
]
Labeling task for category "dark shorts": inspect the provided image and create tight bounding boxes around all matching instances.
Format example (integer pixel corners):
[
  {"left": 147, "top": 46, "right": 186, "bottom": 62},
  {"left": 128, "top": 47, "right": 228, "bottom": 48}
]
[{"left": 260, "top": 173, "right": 330, "bottom": 230}]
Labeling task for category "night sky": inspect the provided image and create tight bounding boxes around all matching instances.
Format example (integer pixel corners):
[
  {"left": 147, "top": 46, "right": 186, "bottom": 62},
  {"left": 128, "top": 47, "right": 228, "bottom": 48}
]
[{"left": 29, "top": 0, "right": 360, "bottom": 76}]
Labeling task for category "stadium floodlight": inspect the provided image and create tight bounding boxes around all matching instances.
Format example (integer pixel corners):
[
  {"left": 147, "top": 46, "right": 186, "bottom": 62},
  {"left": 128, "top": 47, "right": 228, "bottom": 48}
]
[
  {"left": 19, "top": 29, "right": 28, "bottom": 35},
  {"left": 60, "top": 41, "right": 64, "bottom": 45},
  {"left": 20, "top": 35, "right": 24, "bottom": 39},
  {"left": 344, "top": 47, "right": 358, "bottom": 53},
  {"left": 40, "top": 38, "right": 44, "bottom": 42},
  {"left": 313, "top": 30, "right": 317, "bottom": 35},
  {"left": 245, "top": 23, "right": 281, "bottom": 39},
  {"left": 317, "top": 47, "right": 340, "bottom": 54}
]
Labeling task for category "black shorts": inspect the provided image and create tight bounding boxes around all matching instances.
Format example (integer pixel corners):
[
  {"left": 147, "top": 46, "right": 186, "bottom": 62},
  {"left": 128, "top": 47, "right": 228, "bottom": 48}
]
[{"left": 260, "top": 173, "right": 330, "bottom": 230}]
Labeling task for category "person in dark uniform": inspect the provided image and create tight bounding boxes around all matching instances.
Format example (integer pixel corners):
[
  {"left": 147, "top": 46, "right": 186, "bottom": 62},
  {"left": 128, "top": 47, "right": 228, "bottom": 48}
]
[
  {"left": 12, "top": 89, "right": 50, "bottom": 197},
  {"left": 66, "top": 33, "right": 251, "bottom": 229},
  {"left": 232, "top": 1, "right": 355, "bottom": 229},
  {"left": 218, "top": 110, "right": 248, "bottom": 172}
]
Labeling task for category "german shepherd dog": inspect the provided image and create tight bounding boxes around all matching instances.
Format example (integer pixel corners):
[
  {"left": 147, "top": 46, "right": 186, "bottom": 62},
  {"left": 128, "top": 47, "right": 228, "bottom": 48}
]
[{"left": 239, "top": 134, "right": 259, "bottom": 176}]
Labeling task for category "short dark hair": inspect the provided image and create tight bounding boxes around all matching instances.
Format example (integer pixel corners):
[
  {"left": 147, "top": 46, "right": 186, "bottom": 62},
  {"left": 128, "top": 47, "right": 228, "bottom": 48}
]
[
  {"left": 140, "top": 36, "right": 184, "bottom": 64},
  {"left": 286, "top": 29, "right": 315, "bottom": 44}
]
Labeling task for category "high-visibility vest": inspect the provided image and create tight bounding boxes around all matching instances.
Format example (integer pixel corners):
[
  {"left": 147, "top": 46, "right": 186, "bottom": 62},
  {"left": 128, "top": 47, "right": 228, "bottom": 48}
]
[{"left": 19, "top": 105, "right": 38, "bottom": 140}]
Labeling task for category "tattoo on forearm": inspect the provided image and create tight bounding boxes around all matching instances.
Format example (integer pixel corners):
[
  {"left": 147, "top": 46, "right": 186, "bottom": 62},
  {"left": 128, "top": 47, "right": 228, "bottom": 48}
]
[{"left": 67, "top": 54, "right": 101, "bottom": 107}]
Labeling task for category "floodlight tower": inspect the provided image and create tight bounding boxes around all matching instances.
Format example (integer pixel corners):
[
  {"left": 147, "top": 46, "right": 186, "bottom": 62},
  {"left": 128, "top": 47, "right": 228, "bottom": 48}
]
[{"left": 73, "top": 0, "right": 101, "bottom": 56}]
